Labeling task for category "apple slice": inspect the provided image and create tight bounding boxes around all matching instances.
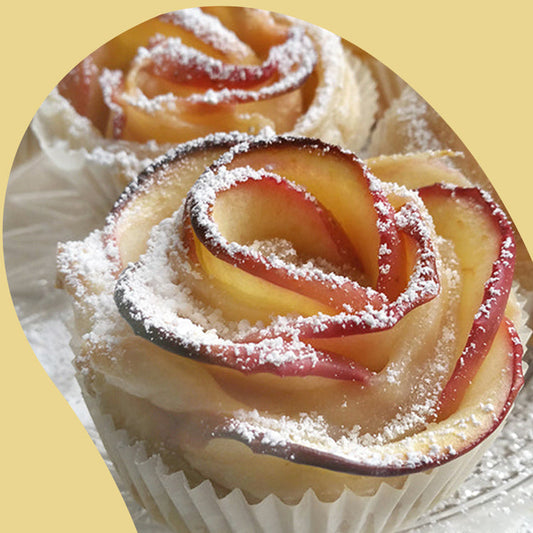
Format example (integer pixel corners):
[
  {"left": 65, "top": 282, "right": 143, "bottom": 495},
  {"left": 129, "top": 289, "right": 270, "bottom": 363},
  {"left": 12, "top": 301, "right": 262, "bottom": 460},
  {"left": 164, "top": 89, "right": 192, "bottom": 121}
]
[
  {"left": 114, "top": 257, "right": 372, "bottom": 382},
  {"left": 201, "top": 6, "right": 288, "bottom": 57},
  {"left": 366, "top": 151, "right": 470, "bottom": 189},
  {"left": 209, "top": 316, "right": 523, "bottom": 476},
  {"left": 418, "top": 184, "right": 516, "bottom": 420},
  {"left": 103, "top": 132, "right": 251, "bottom": 266}
]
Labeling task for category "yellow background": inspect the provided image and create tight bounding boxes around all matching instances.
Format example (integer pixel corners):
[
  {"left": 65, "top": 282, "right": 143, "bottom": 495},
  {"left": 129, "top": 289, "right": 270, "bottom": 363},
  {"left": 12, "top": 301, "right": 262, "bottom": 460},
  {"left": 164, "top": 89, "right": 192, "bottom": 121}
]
[{"left": 1, "top": 1, "right": 531, "bottom": 531}]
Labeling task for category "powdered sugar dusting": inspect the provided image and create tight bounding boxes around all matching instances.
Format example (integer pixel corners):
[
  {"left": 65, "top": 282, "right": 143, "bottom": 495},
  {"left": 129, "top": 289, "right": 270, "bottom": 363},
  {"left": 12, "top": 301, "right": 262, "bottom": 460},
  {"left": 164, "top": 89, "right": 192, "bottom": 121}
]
[{"left": 159, "top": 8, "right": 253, "bottom": 59}]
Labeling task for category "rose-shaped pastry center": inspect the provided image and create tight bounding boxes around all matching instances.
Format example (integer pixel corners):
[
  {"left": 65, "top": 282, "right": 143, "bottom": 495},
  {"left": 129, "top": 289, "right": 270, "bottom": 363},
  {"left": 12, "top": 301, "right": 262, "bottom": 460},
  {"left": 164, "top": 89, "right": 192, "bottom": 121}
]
[{"left": 114, "top": 137, "right": 447, "bottom": 386}]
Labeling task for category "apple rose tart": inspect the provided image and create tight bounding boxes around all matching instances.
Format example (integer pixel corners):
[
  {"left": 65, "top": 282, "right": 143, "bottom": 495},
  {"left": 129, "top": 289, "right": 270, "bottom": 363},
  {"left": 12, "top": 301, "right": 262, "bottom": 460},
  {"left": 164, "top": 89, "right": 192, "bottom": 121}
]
[
  {"left": 32, "top": 7, "right": 377, "bottom": 193},
  {"left": 57, "top": 132, "right": 525, "bottom": 532}
]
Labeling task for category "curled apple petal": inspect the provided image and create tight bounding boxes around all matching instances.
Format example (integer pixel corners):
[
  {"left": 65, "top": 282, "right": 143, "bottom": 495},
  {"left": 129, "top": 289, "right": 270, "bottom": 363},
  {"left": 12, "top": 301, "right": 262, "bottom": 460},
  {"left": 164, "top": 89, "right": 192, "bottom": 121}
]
[{"left": 418, "top": 184, "right": 518, "bottom": 420}]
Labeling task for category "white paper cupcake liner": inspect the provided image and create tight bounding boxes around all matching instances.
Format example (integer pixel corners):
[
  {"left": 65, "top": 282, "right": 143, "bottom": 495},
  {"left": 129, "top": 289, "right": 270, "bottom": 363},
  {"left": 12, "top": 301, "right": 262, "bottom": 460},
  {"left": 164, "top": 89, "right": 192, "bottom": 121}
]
[
  {"left": 4, "top": 130, "right": 135, "bottom": 314},
  {"left": 30, "top": 89, "right": 165, "bottom": 203},
  {"left": 79, "top": 378, "right": 509, "bottom": 533}
]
